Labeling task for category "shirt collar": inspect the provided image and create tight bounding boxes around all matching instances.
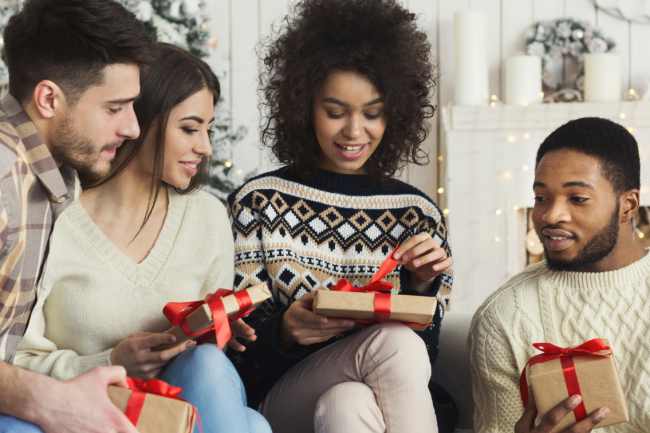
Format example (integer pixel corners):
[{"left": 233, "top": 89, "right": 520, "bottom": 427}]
[{"left": 0, "top": 93, "right": 70, "bottom": 202}]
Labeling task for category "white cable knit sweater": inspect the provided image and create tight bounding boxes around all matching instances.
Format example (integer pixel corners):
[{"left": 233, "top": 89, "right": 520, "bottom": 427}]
[
  {"left": 13, "top": 188, "right": 234, "bottom": 380},
  {"left": 468, "top": 252, "right": 650, "bottom": 433}
]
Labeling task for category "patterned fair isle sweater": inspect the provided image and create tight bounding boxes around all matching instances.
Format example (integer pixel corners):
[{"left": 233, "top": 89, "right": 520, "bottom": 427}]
[{"left": 227, "top": 168, "right": 453, "bottom": 410}]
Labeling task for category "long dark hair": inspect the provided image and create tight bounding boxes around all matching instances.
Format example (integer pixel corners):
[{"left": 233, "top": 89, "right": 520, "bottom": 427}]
[{"left": 86, "top": 42, "right": 220, "bottom": 235}]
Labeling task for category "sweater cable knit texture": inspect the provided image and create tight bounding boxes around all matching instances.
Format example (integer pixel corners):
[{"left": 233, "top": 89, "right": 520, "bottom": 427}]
[{"left": 468, "top": 252, "right": 650, "bottom": 433}]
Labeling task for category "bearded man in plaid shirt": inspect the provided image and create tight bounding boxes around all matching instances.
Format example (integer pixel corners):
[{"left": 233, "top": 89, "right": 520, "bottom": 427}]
[{"left": 0, "top": 0, "right": 156, "bottom": 431}]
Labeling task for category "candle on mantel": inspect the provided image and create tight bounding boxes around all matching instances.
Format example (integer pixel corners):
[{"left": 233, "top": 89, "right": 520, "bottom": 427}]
[
  {"left": 584, "top": 53, "right": 621, "bottom": 102},
  {"left": 453, "top": 10, "right": 488, "bottom": 106},
  {"left": 505, "top": 55, "right": 542, "bottom": 106}
]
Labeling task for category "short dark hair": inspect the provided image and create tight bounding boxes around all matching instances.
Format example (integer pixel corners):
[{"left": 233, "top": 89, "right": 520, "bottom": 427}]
[
  {"left": 3, "top": 0, "right": 156, "bottom": 105},
  {"left": 535, "top": 117, "right": 640, "bottom": 194},
  {"left": 260, "top": 0, "right": 436, "bottom": 182},
  {"left": 87, "top": 43, "right": 220, "bottom": 237}
]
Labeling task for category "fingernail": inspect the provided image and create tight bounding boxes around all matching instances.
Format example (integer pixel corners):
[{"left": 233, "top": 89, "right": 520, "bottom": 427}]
[
  {"left": 570, "top": 395, "right": 582, "bottom": 408},
  {"left": 596, "top": 407, "right": 610, "bottom": 421},
  {"left": 413, "top": 259, "right": 421, "bottom": 267},
  {"left": 393, "top": 252, "right": 401, "bottom": 259},
  {"left": 186, "top": 341, "right": 195, "bottom": 347},
  {"left": 168, "top": 336, "right": 175, "bottom": 343},
  {"left": 433, "top": 265, "right": 440, "bottom": 271},
  {"left": 402, "top": 254, "right": 409, "bottom": 261}
]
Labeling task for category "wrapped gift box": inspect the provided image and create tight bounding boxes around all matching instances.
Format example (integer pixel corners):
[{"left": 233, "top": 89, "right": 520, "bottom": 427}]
[
  {"left": 108, "top": 385, "right": 195, "bottom": 433},
  {"left": 152, "top": 283, "right": 271, "bottom": 351},
  {"left": 313, "top": 290, "right": 436, "bottom": 331},
  {"left": 529, "top": 339, "right": 629, "bottom": 432}
]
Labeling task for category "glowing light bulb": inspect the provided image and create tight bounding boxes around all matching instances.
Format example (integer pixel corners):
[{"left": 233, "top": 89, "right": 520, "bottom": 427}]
[
  {"left": 236, "top": 169, "right": 243, "bottom": 175},
  {"left": 629, "top": 89, "right": 636, "bottom": 95},
  {"left": 627, "top": 127, "right": 634, "bottom": 134},
  {"left": 523, "top": 166, "right": 529, "bottom": 171},
  {"left": 496, "top": 209, "right": 502, "bottom": 215},
  {"left": 437, "top": 187, "right": 445, "bottom": 194},
  {"left": 503, "top": 172, "right": 513, "bottom": 180},
  {"left": 438, "top": 155, "right": 443, "bottom": 161},
  {"left": 490, "top": 101, "right": 497, "bottom": 107},
  {"left": 491, "top": 95, "right": 498, "bottom": 101},
  {"left": 443, "top": 208, "right": 450, "bottom": 215},
  {"left": 513, "top": 205, "right": 519, "bottom": 211},
  {"left": 620, "top": 113, "right": 626, "bottom": 119},
  {"left": 539, "top": 91, "right": 544, "bottom": 98},
  {"left": 524, "top": 133, "right": 530, "bottom": 139},
  {"left": 507, "top": 135, "right": 516, "bottom": 143},
  {"left": 224, "top": 161, "right": 232, "bottom": 168},
  {"left": 495, "top": 237, "right": 501, "bottom": 242},
  {"left": 639, "top": 232, "right": 645, "bottom": 239}
]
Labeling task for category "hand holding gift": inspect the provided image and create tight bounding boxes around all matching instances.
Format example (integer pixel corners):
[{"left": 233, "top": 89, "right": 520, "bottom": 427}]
[
  {"left": 517, "top": 338, "right": 628, "bottom": 433},
  {"left": 108, "top": 377, "right": 200, "bottom": 433},
  {"left": 313, "top": 245, "right": 438, "bottom": 332},
  {"left": 152, "top": 283, "right": 272, "bottom": 352}
]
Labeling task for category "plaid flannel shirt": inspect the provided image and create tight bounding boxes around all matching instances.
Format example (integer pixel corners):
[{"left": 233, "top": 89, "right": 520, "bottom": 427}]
[{"left": 0, "top": 94, "right": 79, "bottom": 362}]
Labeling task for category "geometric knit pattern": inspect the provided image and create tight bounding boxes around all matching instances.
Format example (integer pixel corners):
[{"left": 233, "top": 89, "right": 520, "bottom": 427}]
[
  {"left": 468, "top": 253, "right": 650, "bottom": 433},
  {"left": 229, "top": 169, "right": 452, "bottom": 308},
  {"left": 227, "top": 168, "right": 452, "bottom": 410}
]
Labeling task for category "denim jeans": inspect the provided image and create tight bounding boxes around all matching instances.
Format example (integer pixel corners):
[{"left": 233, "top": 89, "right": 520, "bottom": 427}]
[
  {"left": 160, "top": 344, "right": 271, "bottom": 433},
  {"left": 0, "top": 345, "right": 270, "bottom": 433},
  {"left": 0, "top": 416, "right": 43, "bottom": 433}
]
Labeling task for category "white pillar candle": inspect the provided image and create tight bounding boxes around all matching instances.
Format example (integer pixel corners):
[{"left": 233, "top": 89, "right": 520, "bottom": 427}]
[
  {"left": 584, "top": 53, "right": 621, "bottom": 102},
  {"left": 505, "top": 55, "right": 542, "bottom": 106},
  {"left": 454, "top": 10, "right": 488, "bottom": 106}
]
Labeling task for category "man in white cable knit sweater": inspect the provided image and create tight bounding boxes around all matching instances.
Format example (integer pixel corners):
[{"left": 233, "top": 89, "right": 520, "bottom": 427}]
[{"left": 469, "top": 117, "right": 649, "bottom": 433}]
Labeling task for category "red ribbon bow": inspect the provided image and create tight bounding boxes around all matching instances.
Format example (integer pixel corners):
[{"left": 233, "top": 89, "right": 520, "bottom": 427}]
[
  {"left": 124, "top": 377, "right": 202, "bottom": 432},
  {"left": 519, "top": 338, "right": 612, "bottom": 422},
  {"left": 330, "top": 245, "right": 431, "bottom": 328},
  {"left": 163, "top": 289, "right": 254, "bottom": 350}
]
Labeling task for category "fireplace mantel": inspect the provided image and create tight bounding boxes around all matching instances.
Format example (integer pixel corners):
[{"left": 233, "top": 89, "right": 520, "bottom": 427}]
[{"left": 442, "top": 102, "right": 650, "bottom": 313}]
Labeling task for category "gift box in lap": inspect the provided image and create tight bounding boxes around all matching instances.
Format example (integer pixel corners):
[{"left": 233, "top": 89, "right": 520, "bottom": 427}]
[
  {"left": 108, "top": 380, "right": 196, "bottom": 433},
  {"left": 313, "top": 290, "right": 436, "bottom": 331}
]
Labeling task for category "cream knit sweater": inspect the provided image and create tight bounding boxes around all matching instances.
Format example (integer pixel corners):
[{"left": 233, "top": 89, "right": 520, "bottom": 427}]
[
  {"left": 468, "top": 252, "right": 650, "bottom": 433},
  {"left": 13, "top": 188, "right": 234, "bottom": 380}
]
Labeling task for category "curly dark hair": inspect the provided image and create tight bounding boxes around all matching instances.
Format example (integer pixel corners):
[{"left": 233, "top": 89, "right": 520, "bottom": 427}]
[{"left": 260, "top": 0, "right": 436, "bottom": 181}]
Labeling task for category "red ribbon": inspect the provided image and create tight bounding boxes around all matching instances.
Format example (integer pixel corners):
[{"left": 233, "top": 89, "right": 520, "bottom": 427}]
[
  {"left": 329, "top": 244, "right": 431, "bottom": 328},
  {"left": 124, "top": 377, "right": 202, "bottom": 432},
  {"left": 519, "top": 338, "right": 612, "bottom": 422},
  {"left": 163, "top": 289, "right": 254, "bottom": 350}
]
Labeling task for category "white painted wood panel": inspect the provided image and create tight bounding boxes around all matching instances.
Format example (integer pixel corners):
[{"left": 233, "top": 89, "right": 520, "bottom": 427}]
[{"left": 206, "top": 0, "right": 650, "bottom": 313}]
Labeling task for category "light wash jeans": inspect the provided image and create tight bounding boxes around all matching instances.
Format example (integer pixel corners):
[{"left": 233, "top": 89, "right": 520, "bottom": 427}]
[{"left": 0, "top": 345, "right": 271, "bottom": 433}]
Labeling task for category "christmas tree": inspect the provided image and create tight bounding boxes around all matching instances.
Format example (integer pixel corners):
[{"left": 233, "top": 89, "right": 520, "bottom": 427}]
[{"left": 0, "top": 0, "right": 250, "bottom": 203}]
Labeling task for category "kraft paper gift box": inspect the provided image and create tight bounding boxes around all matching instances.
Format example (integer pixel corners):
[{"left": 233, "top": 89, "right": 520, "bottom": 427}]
[
  {"left": 313, "top": 290, "right": 437, "bottom": 331},
  {"left": 527, "top": 339, "right": 628, "bottom": 432},
  {"left": 108, "top": 382, "right": 195, "bottom": 433},
  {"left": 152, "top": 283, "right": 271, "bottom": 351}
]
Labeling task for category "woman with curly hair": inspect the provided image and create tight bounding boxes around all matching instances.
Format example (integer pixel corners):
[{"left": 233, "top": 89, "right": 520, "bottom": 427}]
[{"left": 227, "top": 1, "right": 455, "bottom": 432}]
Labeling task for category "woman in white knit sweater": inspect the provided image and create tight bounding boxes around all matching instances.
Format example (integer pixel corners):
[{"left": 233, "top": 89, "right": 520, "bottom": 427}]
[{"left": 13, "top": 43, "right": 271, "bottom": 433}]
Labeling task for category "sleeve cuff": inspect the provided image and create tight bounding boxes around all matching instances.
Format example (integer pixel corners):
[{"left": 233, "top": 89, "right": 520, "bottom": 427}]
[
  {"left": 398, "top": 265, "right": 441, "bottom": 297},
  {"left": 72, "top": 348, "right": 113, "bottom": 377},
  {"left": 253, "top": 306, "right": 308, "bottom": 361}
]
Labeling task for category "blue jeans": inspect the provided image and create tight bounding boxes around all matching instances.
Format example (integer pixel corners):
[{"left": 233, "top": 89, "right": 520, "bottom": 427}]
[
  {"left": 0, "top": 416, "right": 43, "bottom": 433},
  {"left": 160, "top": 345, "right": 271, "bottom": 433},
  {"left": 0, "top": 346, "right": 270, "bottom": 433}
]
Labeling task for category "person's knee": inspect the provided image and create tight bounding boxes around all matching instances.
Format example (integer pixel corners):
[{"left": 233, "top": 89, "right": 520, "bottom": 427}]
[
  {"left": 245, "top": 408, "right": 272, "bottom": 433},
  {"left": 315, "top": 382, "right": 384, "bottom": 432},
  {"left": 365, "top": 323, "right": 431, "bottom": 376},
  {"left": 178, "top": 344, "right": 235, "bottom": 374}
]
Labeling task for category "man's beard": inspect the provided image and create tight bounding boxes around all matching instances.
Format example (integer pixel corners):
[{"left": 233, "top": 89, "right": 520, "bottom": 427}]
[
  {"left": 544, "top": 202, "right": 620, "bottom": 272},
  {"left": 50, "top": 112, "right": 121, "bottom": 180}
]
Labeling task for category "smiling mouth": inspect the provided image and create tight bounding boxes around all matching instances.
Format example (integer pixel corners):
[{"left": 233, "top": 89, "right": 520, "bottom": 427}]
[{"left": 335, "top": 143, "right": 366, "bottom": 155}]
